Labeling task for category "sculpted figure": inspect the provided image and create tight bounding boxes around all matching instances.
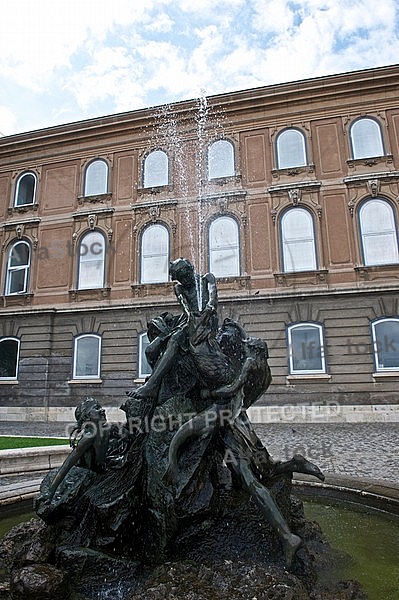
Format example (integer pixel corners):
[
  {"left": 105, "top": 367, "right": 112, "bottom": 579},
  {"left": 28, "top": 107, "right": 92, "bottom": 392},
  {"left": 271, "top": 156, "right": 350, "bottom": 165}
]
[
  {"left": 126, "top": 258, "right": 236, "bottom": 404},
  {"left": 35, "top": 398, "right": 140, "bottom": 548},
  {"left": 34, "top": 259, "right": 324, "bottom": 568},
  {"left": 125, "top": 258, "right": 325, "bottom": 564},
  {"left": 35, "top": 398, "right": 111, "bottom": 515},
  {"left": 125, "top": 259, "right": 323, "bottom": 565},
  {"left": 163, "top": 318, "right": 324, "bottom": 564}
]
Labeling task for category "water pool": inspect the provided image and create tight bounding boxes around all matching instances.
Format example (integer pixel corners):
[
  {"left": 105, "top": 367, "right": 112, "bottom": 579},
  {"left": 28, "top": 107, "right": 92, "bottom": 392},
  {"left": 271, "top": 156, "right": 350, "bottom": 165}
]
[{"left": 304, "top": 500, "right": 399, "bottom": 600}]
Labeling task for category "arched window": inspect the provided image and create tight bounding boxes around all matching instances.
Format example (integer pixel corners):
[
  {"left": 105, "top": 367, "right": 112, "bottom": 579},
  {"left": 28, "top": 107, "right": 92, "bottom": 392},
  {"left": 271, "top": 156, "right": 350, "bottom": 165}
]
[
  {"left": 209, "top": 216, "right": 240, "bottom": 277},
  {"left": 0, "top": 337, "right": 20, "bottom": 380},
  {"left": 138, "top": 332, "right": 152, "bottom": 378},
  {"left": 73, "top": 334, "right": 101, "bottom": 379},
  {"left": 371, "top": 318, "right": 399, "bottom": 371},
  {"left": 350, "top": 118, "right": 384, "bottom": 159},
  {"left": 143, "top": 150, "right": 169, "bottom": 188},
  {"left": 77, "top": 231, "right": 106, "bottom": 290},
  {"left": 281, "top": 208, "right": 317, "bottom": 272},
  {"left": 84, "top": 159, "right": 108, "bottom": 196},
  {"left": 5, "top": 241, "right": 31, "bottom": 295},
  {"left": 287, "top": 323, "right": 326, "bottom": 374},
  {"left": 276, "top": 129, "right": 307, "bottom": 169},
  {"left": 140, "top": 224, "right": 169, "bottom": 284},
  {"left": 207, "top": 139, "right": 235, "bottom": 180},
  {"left": 15, "top": 172, "right": 37, "bottom": 207},
  {"left": 359, "top": 199, "right": 399, "bottom": 266}
]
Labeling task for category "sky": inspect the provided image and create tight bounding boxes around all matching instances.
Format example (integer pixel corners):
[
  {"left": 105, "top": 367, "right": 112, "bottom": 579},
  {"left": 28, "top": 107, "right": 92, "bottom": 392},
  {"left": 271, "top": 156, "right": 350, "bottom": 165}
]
[{"left": 1, "top": 0, "right": 399, "bottom": 137}]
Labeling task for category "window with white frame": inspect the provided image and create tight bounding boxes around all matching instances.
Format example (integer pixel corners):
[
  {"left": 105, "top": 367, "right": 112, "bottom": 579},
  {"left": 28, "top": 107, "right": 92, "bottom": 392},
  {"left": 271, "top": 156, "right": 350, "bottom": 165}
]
[
  {"left": 77, "top": 231, "right": 106, "bottom": 290},
  {"left": 350, "top": 117, "right": 384, "bottom": 159},
  {"left": 73, "top": 334, "right": 101, "bottom": 379},
  {"left": 84, "top": 159, "right": 108, "bottom": 196},
  {"left": 0, "top": 337, "right": 20, "bottom": 380},
  {"left": 143, "top": 150, "right": 169, "bottom": 188},
  {"left": 14, "top": 172, "right": 37, "bottom": 207},
  {"left": 281, "top": 208, "right": 317, "bottom": 272},
  {"left": 371, "top": 318, "right": 399, "bottom": 371},
  {"left": 359, "top": 199, "right": 399, "bottom": 266},
  {"left": 276, "top": 129, "right": 307, "bottom": 170},
  {"left": 209, "top": 216, "right": 240, "bottom": 277},
  {"left": 5, "top": 241, "right": 31, "bottom": 295},
  {"left": 287, "top": 323, "right": 326, "bottom": 374},
  {"left": 138, "top": 332, "right": 152, "bottom": 378},
  {"left": 207, "top": 139, "right": 235, "bottom": 180},
  {"left": 140, "top": 224, "right": 169, "bottom": 284}
]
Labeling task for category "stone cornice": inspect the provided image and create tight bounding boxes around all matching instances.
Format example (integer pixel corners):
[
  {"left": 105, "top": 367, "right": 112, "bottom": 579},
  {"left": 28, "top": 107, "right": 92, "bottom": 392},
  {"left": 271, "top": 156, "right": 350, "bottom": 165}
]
[
  {"left": 343, "top": 171, "right": 399, "bottom": 184},
  {"left": 0, "top": 279, "right": 398, "bottom": 316},
  {"left": 268, "top": 181, "right": 322, "bottom": 194},
  {"left": 2, "top": 217, "right": 41, "bottom": 229},
  {"left": 1, "top": 65, "right": 398, "bottom": 163},
  {"left": 72, "top": 207, "right": 115, "bottom": 219},
  {"left": 131, "top": 198, "right": 178, "bottom": 211},
  {"left": 200, "top": 190, "right": 247, "bottom": 203}
]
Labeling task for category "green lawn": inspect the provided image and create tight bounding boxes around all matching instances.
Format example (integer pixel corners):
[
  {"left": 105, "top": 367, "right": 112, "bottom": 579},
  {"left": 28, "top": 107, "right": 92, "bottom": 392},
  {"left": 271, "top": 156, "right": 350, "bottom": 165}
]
[{"left": 0, "top": 436, "right": 69, "bottom": 451}]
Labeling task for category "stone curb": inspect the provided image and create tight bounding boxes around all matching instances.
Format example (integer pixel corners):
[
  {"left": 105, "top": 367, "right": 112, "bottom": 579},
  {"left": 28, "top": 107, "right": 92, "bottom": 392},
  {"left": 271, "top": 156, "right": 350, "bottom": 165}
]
[
  {"left": 293, "top": 472, "right": 399, "bottom": 515},
  {"left": 1, "top": 403, "right": 399, "bottom": 425},
  {"left": 1, "top": 464, "right": 399, "bottom": 513},
  {"left": 0, "top": 445, "right": 70, "bottom": 476},
  {"left": 0, "top": 445, "right": 70, "bottom": 506},
  {"left": 247, "top": 404, "right": 399, "bottom": 423},
  {"left": 0, "top": 478, "right": 43, "bottom": 506}
]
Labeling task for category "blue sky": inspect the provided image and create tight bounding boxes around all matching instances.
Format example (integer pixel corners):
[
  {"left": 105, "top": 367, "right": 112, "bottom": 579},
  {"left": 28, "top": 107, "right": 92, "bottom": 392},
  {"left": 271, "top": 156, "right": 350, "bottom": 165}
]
[{"left": 1, "top": 0, "right": 398, "bottom": 136}]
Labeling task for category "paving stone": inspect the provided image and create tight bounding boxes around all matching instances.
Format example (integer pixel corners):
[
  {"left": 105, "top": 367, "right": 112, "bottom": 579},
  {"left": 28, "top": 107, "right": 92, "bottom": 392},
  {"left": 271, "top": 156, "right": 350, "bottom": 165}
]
[{"left": 254, "top": 422, "right": 399, "bottom": 484}]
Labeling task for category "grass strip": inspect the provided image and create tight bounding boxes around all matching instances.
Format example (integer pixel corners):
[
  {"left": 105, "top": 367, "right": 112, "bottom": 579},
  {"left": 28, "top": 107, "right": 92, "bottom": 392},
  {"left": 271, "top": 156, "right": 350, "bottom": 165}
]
[{"left": 0, "top": 436, "right": 69, "bottom": 451}]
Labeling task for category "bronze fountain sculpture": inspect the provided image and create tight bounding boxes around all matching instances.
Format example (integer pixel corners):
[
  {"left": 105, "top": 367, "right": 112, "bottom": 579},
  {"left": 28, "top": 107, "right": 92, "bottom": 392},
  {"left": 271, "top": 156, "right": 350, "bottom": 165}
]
[{"left": 0, "top": 259, "right": 365, "bottom": 600}]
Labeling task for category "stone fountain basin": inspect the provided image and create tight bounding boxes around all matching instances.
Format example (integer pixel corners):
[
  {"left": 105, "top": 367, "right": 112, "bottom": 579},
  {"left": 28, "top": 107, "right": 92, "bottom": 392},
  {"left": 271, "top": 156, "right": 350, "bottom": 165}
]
[
  {"left": 293, "top": 472, "right": 399, "bottom": 515},
  {"left": 1, "top": 473, "right": 399, "bottom": 600}
]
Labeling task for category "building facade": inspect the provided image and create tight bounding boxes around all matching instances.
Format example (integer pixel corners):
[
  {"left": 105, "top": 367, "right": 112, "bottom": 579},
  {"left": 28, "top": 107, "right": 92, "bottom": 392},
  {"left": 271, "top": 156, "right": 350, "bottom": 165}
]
[{"left": 0, "top": 64, "right": 399, "bottom": 423}]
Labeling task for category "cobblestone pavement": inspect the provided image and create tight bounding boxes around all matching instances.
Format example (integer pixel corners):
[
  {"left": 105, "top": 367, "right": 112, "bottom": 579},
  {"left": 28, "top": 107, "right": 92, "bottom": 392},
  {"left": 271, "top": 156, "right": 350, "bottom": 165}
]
[
  {"left": 1, "top": 421, "right": 398, "bottom": 485},
  {"left": 254, "top": 422, "right": 399, "bottom": 485}
]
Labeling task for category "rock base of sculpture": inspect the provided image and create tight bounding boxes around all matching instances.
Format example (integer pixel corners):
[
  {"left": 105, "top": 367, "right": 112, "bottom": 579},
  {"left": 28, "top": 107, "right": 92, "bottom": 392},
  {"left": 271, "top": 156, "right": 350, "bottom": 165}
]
[{"left": 1, "top": 482, "right": 365, "bottom": 600}]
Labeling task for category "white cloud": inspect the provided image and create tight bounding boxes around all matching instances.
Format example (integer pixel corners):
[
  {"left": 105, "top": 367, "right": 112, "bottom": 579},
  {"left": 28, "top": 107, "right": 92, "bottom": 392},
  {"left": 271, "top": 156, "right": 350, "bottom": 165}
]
[
  {"left": 179, "top": 0, "right": 245, "bottom": 13},
  {"left": 63, "top": 45, "right": 146, "bottom": 112},
  {"left": 145, "top": 11, "right": 174, "bottom": 33},
  {"left": 189, "top": 26, "right": 226, "bottom": 77},
  {"left": 0, "top": 106, "right": 17, "bottom": 136},
  {"left": 0, "top": 0, "right": 398, "bottom": 134},
  {"left": 140, "top": 43, "right": 190, "bottom": 93},
  {"left": 0, "top": 0, "right": 159, "bottom": 90},
  {"left": 251, "top": 0, "right": 295, "bottom": 35},
  {"left": 246, "top": 0, "right": 399, "bottom": 84}
]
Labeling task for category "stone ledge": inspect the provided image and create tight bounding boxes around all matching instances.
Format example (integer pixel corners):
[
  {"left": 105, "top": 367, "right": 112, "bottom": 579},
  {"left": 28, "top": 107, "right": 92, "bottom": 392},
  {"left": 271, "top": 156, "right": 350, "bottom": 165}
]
[
  {"left": 0, "top": 406, "right": 127, "bottom": 423},
  {"left": 293, "top": 472, "right": 399, "bottom": 515},
  {"left": 67, "top": 379, "right": 103, "bottom": 384},
  {"left": 372, "top": 371, "right": 399, "bottom": 380},
  {"left": 0, "top": 478, "right": 43, "bottom": 506},
  {"left": 1, "top": 404, "right": 399, "bottom": 424},
  {"left": 286, "top": 374, "right": 332, "bottom": 383},
  {"left": 0, "top": 445, "right": 70, "bottom": 476},
  {"left": 247, "top": 404, "right": 399, "bottom": 423}
]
